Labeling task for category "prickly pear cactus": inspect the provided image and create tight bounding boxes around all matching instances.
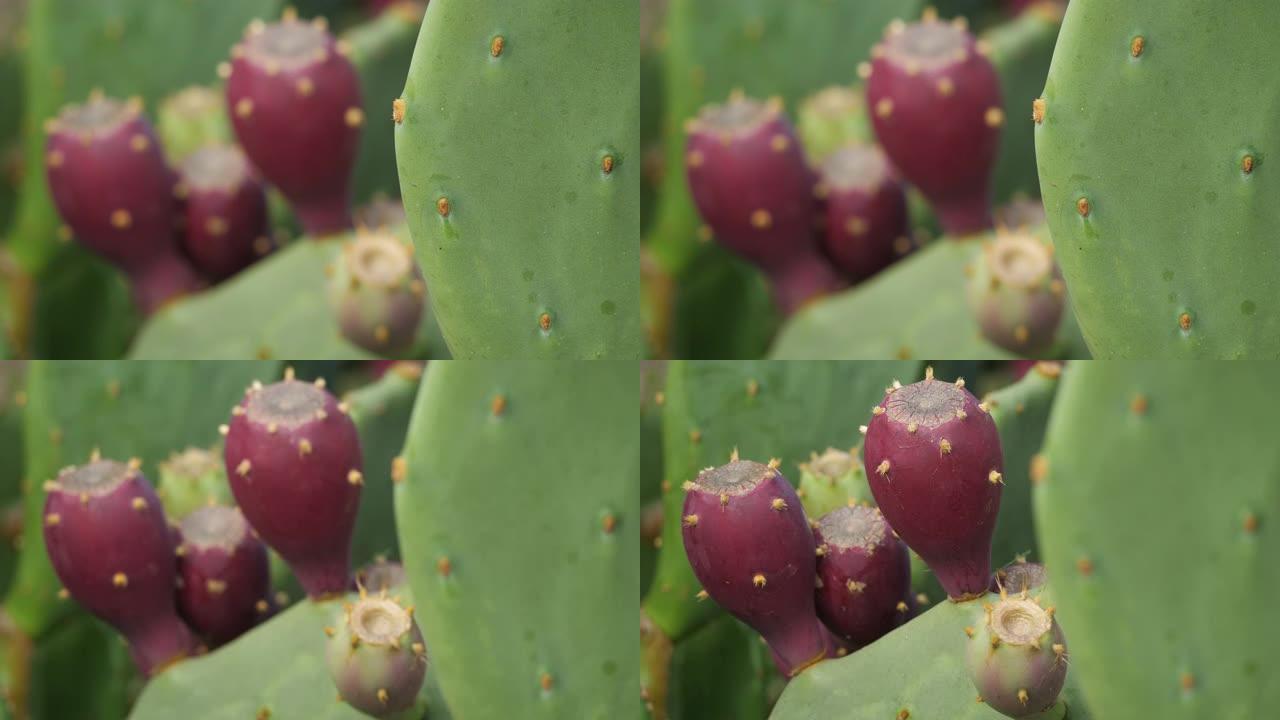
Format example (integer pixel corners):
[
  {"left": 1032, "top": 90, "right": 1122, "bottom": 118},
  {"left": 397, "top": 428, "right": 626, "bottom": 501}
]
[
  {"left": 1034, "top": 362, "right": 1280, "bottom": 717},
  {"left": 5, "top": 361, "right": 274, "bottom": 637},
  {"left": 128, "top": 235, "right": 446, "bottom": 359},
  {"left": 130, "top": 591, "right": 451, "bottom": 719},
  {"left": 9, "top": 0, "right": 280, "bottom": 272},
  {"left": 769, "top": 591, "right": 1090, "bottom": 719},
  {"left": 644, "top": 360, "right": 913, "bottom": 643},
  {"left": 395, "top": 1, "right": 640, "bottom": 358},
  {"left": 648, "top": 0, "right": 927, "bottom": 272},
  {"left": 1035, "top": 1, "right": 1280, "bottom": 357},
  {"left": 395, "top": 361, "right": 638, "bottom": 718}
]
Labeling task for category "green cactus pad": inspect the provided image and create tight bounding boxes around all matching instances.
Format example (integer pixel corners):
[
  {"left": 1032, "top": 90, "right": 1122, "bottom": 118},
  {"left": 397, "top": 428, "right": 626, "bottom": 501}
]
[
  {"left": 130, "top": 593, "right": 450, "bottom": 719},
  {"left": 395, "top": 361, "right": 638, "bottom": 718},
  {"left": 346, "top": 363, "right": 422, "bottom": 566},
  {"left": 128, "top": 236, "right": 446, "bottom": 359},
  {"left": 395, "top": 1, "right": 640, "bottom": 358},
  {"left": 1035, "top": 1, "right": 1280, "bottom": 357},
  {"left": 769, "top": 592, "right": 1089, "bottom": 719},
  {"left": 4, "top": 360, "right": 273, "bottom": 637},
  {"left": 644, "top": 360, "right": 913, "bottom": 642},
  {"left": 667, "top": 616, "right": 771, "bottom": 720},
  {"left": 1035, "top": 361, "right": 1280, "bottom": 717}
]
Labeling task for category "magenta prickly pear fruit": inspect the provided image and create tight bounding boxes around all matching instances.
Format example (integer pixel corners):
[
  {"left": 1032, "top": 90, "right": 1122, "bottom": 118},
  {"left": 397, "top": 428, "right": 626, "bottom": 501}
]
[
  {"left": 327, "top": 232, "right": 426, "bottom": 355},
  {"left": 966, "top": 592, "right": 1068, "bottom": 717},
  {"left": 862, "top": 368, "right": 1003, "bottom": 600},
  {"left": 817, "top": 144, "right": 910, "bottom": 281},
  {"left": 175, "top": 505, "right": 271, "bottom": 647},
  {"left": 42, "top": 457, "right": 198, "bottom": 675},
  {"left": 325, "top": 591, "right": 428, "bottom": 718},
  {"left": 223, "top": 369, "right": 363, "bottom": 598},
  {"left": 685, "top": 93, "right": 846, "bottom": 313},
  {"left": 990, "top": 559, "right": 1048, "bottom": 595},
  {"left": 178, "top": 144, "right": 272, "bottom": 280},
  {"left": 44, "top": 93, "right": 203, "bottom": 313},
  {"left": 865, "top": 11, "right": 1004, "bottom": 236},
  {"left": 812, "top": 505, "right": 912, "bottom": 648},
  {"left": 224, "top": 10, "right": 363, "bottom": 236},
  {"left": 680, "top": 456, "right": 831, "bottom": 677},
  {"left": 965, "top": 232, "right": 1066, "bottom": 356}
]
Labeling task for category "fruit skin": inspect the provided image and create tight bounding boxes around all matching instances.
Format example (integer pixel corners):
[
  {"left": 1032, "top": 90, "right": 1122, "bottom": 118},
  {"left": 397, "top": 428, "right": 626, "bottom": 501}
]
[
  {"left": 44, "top": 94, "right": 203, "bottom": 313},
  {"left": 862, "top": 370, "right": 1004, "bottom": 599},
  {"left": 225, "top": 15, "right": 362, "bottom": 237},
  {"left": 796, "top": 86, "right": 873, "bottom": 163},
  {"left": 327, "top": 231, "right": 426, "bottom": 355},
  {"left": 680, "top": 458, "right": 831, "bottom": 677},
  {"left": 796, "top": 447, "right": 872, "bottom": 519},
  {"left": 685, "top": 95, "right": 846, "bottom": 314},
  {"left": 966, "top": 593, "right": 1068, "bottom": 718},
  {"left": 325, "top": 594, "right": 428, "bottom": 718},
  {"left": 966, "top": 232, "right": 1065, "bottom": 356},
  {"left": 157, "top": 85, "right": 233, "bottom": 164},
  {"left": 813, "top": 504, "right": 911, "bottom": 648},
  {"left": 178, "top": 144, "right": 271, "bottom": 281},
  {"left": 223, "top": 374, "right": 364, "bottom": 598},
  {"left": 41, "top": 458, "right": 198, "bottom": 675},
  {"left": 818, "top": 143, "right": 910, "bottom": 281},
  {"left": 157, "top": 446, "right": 234, "bottom": 521},
  {"left": 175, "top": 505, "right": 271, "bottom": 647},
  {"left": 866, "top": 16, "right": 1003, "bottom": 236}
]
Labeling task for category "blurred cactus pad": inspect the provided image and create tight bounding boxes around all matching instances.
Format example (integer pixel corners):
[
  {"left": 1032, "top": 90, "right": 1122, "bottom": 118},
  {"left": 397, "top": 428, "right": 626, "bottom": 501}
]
[
  {"left": 0, "top": 359, "right": 638, "bottom": 719},
  {"left": 642, "top": 359, "right": 1280, "bottom": 719},
  {"left": 0, "top": 0, "right": 638, "bottom": 359}
]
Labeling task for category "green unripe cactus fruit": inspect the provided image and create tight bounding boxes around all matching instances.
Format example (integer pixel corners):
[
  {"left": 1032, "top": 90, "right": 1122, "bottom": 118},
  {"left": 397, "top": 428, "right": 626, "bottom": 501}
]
[
  {"left": 796, "top": 448, "right": 870, "bottom": 518},
  {"left": 327, "top": 231, "right": 427, "bottom": 356},
  {"left": 966, "top": 593, "right": 1068, "bottom": 718},
  {"left": 796, "top": 86, "right": 872, "bottom": 164},
  {"left": 964, "top": 232, "right": 1066, "bottom": 356},
  {"left": 326, "top": 592, "right": 429, "bottom": 719},
  {"left": 156, "top": 85, "right": 232, "bottom": 164},
  {"left": 157, "top": 447, "right": 233, "bottom": 520}
]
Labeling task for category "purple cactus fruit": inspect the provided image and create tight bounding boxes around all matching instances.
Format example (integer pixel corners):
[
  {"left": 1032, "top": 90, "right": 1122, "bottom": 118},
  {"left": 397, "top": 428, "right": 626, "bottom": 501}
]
[
  {"left": 965, "top": 232, "right": 1066, "bottom": 356},
  {"left": 178, "top": 144, "right": 272, "bottom": 280},
  {"left": 175, "top": 505, "right": 271, "bottom": 647},
  {"left": 685, "top": 94, "right": 846, "bottom": 313},
  {"left": 817, "top": 144, "right": 910, "bottom": 281},
  {"left": 224, "top": 10, "right": 363, "bottom": 236},
  {"left": 41, "top": 457, "right": 198, "bottom": 675},
  {"left": 44, "top": 93, "right": 203, "bottom": 313},
  {"left": 680, "top": 457, "right": 831, "bottom": 677},
  {"left": 326, "top": 592, "right": 428, "bottom": 717},
  {"left": 327, "top": 232, "right": 426, "bottom": 355},
  {"left": 223, "top": 369, "right": 363, "bottom": 598},
  {"left": 862, "top": 368, "right": 1003, "bottom": 600},
  {"left": 812, "top": 505, "right": 912, "bottom": 648},
  {"left": 990, "top": 559, "right": 1048, "bottom": 595},
  {"left": 865, "top": 12, "right": 1004, "bottom": 236},
  {"left": 966, "top": 592, "right": 1068, "bottom": 717}
]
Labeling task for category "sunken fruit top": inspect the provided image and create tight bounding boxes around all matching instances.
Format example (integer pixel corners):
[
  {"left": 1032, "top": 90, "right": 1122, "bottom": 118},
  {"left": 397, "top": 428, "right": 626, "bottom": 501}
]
[
  {"left": 181, "top": 145, "right": 252, "bottom": 192},
  {"left": 348, "top": 597, "right": 414, "bottom": 647},
  {"left": 816, "top": 505, "right": 887, "bottom": 552},
  {"left": 884, "top": 375, "right": 968, "bottom": 429},
  {"left": 48, "top": 95, "right": 140, "bottom": 139},
  {"left": 984, "top": 234, "right": 1054, "bottom": 290},
  {"left": 343, "top": 233, "right": 417, "bottom": 289},
  {"left": 689, "top": 95, "right": 779, "bottom": 138},
  {"left": 821, "top": 145, "right": 892, "bottom": 190},
  {"left": 56, "top": 459, "right": 138, "bottom": 496},
  {"left": 179, "top": 506, "right": 250, "bottom": 550},
  {"left": 242, "top": 17, "right": 330, "bottom": 71},
  {"left": 987, "top": 596, "right": 1053, "bottom": 647},
  {"left": 245, "top": 379, "right": 328, "bottom": 429},
  {"left": 690, "top": 459, "right": 777, "bottom": 497},
  {"left": 882, "top": 17, "right": 970, "bottom": 71}
]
